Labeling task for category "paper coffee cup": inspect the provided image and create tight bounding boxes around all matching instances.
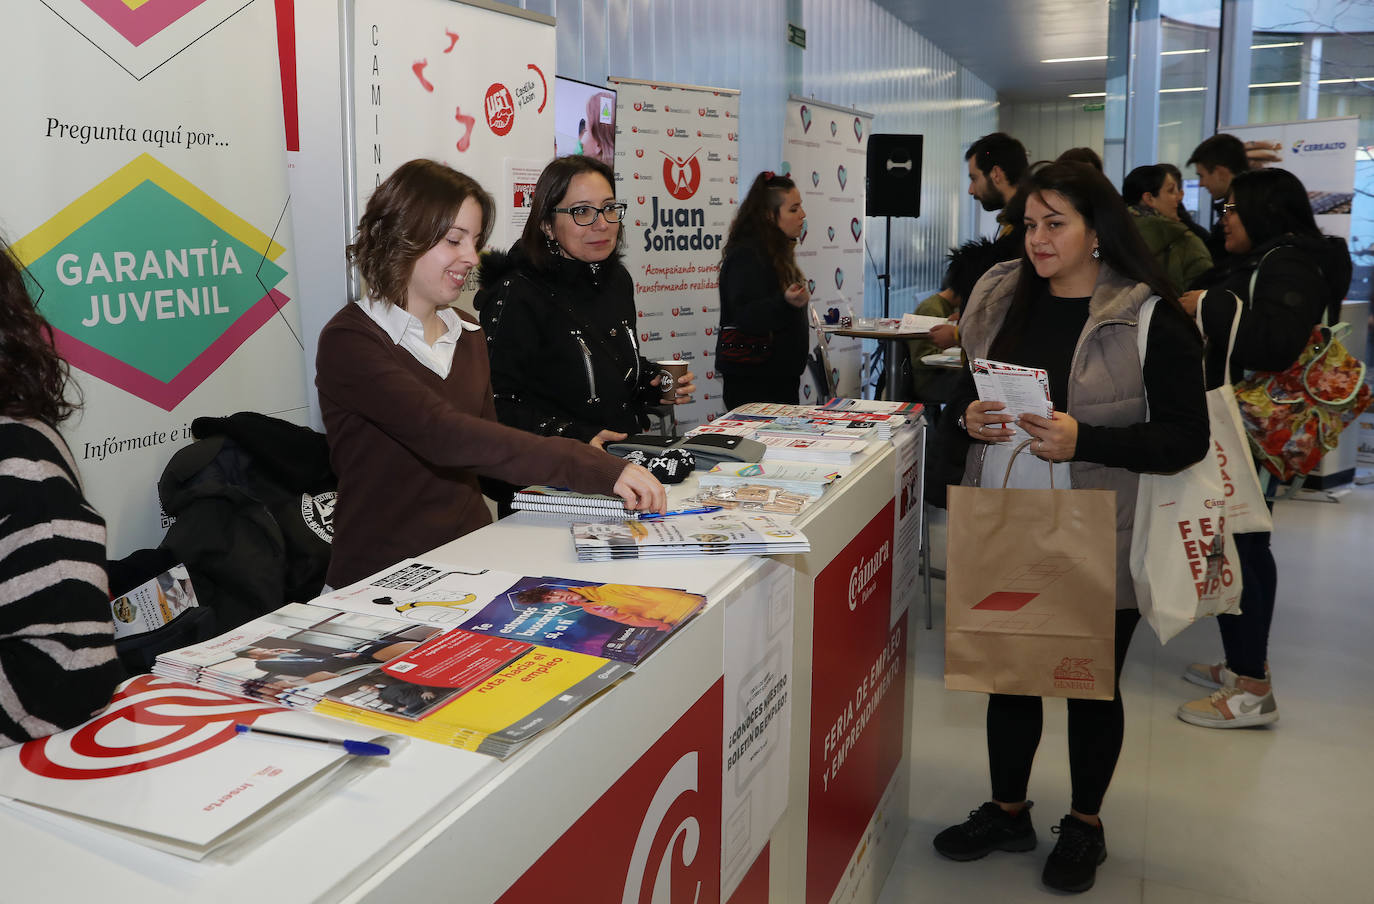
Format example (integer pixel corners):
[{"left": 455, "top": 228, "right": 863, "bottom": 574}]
[{"left": 656, "top": 361, "right": 689, "bottom": 403}]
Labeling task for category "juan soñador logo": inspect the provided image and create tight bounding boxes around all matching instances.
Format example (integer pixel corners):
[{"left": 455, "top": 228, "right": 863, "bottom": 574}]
[{"left": 13, "top": 153, "right": 290, "bottom": 411}]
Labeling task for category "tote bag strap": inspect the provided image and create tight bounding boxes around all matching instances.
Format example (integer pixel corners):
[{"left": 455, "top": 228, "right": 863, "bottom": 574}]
[
  {"left": 1136, "top": 295, "right": 1159, "bottom": 418},
  {"left": 1194, "top": 289, "right": 1243, "bottom": 377}
]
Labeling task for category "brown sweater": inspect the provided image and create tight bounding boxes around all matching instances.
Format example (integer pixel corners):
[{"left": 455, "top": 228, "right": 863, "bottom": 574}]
[{"left": 316, "top": 303, "right": 627, "bottom": 586}]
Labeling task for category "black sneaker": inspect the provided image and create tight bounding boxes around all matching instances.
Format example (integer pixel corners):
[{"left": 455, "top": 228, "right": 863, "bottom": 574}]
[
  {"left": 1041, "top": 814, "right": 1107, "bottom": 893},
  {"left": 933, "top": 801, "right": 1037, "bottom": 861}
]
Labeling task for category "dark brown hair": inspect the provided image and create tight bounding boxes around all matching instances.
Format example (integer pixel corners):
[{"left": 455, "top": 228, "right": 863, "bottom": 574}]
[
  {"left": 348, "top": 159, "right": 495, "bottom": 308},
  {"left": 1, "top": 242, "right": 77, "bottom": 424},
  {"left": 519, "top": 154, "right": 623, "bottom": 272},
  {"left": 724, "top": 171, "right": 803, "bottom": 289}
]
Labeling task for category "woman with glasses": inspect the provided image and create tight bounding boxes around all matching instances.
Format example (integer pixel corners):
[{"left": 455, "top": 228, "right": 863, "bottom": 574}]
[
  {"left": 477, "top": 155, "right": 693, "bottom": 455},
  {"left": 716, "top": 171, "right": 811, "bottom": 408},
  {"left": 1176, "top": 168, "right": 1352, "bottom": 729},
  {"left": 316, "top": 160, "right": 665, "bottom": 587}
]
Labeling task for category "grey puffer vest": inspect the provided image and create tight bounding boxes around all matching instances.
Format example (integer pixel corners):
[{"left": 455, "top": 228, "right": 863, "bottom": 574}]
[{"left": 958, "top": 259, "right": 1152, "bottom": 610}]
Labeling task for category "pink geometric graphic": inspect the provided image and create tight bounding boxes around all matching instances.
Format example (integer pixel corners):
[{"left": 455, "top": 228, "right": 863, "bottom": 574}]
[
  {"left": 52, "top": 290, "right": 292, "bottom": 411},
  {"left": 81, "top": 0, "right": 210, "bottom": 47}
]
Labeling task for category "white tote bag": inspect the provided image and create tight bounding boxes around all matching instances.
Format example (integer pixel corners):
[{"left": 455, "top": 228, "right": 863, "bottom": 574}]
[
  {"left": 1130, "top": 298, "right": 1243, "bottom": 644},
  {"left": 1196, "top": 292, "right": 1273, "bottom": 535}
]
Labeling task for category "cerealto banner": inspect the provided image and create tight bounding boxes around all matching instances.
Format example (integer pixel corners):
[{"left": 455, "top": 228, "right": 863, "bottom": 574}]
[
  {"left": 783, "top": 97, "right": 872, "bottom": 402},
  {"left": 611, "top": 78, "right": 741, "bottom": 430},
  {"left": 1, "top": 1, "right": 305, "bottom": 555}
]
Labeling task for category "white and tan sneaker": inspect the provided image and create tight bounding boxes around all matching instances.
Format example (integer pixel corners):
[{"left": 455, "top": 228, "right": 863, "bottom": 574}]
[
  {"left": 1182, "top": 661, "right": 1236, "bottom": 690},
  {"left": 1178, "top": 675, "right": 1279, "bottom": 728}
]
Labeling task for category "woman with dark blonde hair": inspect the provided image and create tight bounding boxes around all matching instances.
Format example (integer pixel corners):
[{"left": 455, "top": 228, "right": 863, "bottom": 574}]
[
  {"left": 1, "top": 241, "right": 123, "bottom": 746},
  {"left": 316, "top": 159, "right": 665, "bottom": 588},
  {"left": 935, "top": 162, "right": 1208, "bottom": 893},
  {"left": 715, "top": 171, "right": 810, "bottom": 407}
]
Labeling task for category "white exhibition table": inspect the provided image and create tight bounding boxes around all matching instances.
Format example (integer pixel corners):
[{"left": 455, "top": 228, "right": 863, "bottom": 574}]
[{"left": 0, "top": 429, "right": 922, "bottom": 904}]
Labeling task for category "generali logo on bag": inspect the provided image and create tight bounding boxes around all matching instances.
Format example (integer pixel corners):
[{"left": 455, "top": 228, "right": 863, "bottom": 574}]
[{"left": 1053, "top": 657, "right": 1097, "bottom": 692}]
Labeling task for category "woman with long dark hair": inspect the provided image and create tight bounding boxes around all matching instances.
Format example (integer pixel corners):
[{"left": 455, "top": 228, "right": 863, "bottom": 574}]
[
  {"left": 1176, "top": 167, "right": 1352, "bottom": 728},
  {"left": 0, "top": 242, "right": 123, "bottom": 747},
  {"left": 1122, "top": 163, "right": 1212, "bottom": 293},
  {"left": 715, "top": 171, "right": 810, "bottom": 408},
  {"left": 934, "top": 162, "right": 1208, "bottom": 893},
  {"left": 475, "top": 155, "right": 693, "bottom": 455},
  {"left": 316, "top": 160, "right": 665, "bottom": 588}
]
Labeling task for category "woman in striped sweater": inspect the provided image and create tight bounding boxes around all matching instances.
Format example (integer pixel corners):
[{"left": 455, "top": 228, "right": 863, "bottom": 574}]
[{"left": 1, "top": 242, "right": 123, "bottom": 747}]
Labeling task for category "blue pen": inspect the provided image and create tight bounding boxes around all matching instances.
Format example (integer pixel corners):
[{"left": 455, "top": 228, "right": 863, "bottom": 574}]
[
  {"left": 638, "top": 505, "right": 723, "bottom": 520},
  {"left": 234, "top": 723, "right": 390, "bottom": 757}
]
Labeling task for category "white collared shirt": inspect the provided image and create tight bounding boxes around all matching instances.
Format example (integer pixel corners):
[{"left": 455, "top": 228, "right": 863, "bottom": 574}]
[{"left": 357, "top": 297, "right": 479, "bottom": 378}]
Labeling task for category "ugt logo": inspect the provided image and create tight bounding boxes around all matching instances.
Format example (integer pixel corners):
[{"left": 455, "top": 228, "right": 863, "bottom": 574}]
[
  {"left": 19, "top": 675, "right": 281, "bottom": 780},
  {"left": 485, "top": 83, "right": 515, "bottom": 136},
  {"left": 661, "top": 149, "right": 703, "bottom": 200}
]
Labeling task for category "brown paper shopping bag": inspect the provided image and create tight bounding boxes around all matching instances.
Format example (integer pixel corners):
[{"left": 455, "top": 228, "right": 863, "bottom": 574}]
[{"left": 945, "top": 483, "right": 1118, "bottom": 701}]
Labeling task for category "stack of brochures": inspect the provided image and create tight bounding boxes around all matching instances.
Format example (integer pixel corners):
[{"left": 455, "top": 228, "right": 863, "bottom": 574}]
[
  {"left": 687, "top": 422, "right": 871, "bottom": 463},
  {"left": 698, "top": 461, "right": 841, "bottom": 496},
  {"left": 154, "top": 559, "right": 706, "bottom": 758},
  {"left": 710, "top": 400, "right": 921, "bottom": 442},
  {"left": 511, "top": 485, "right": 631, "bottom": 517},
  {"left": 570, "top": 512, "right": 810, "bottom": 560},
  {"left": 969, "top": 357, "right": 1053, "bottom": 442}
]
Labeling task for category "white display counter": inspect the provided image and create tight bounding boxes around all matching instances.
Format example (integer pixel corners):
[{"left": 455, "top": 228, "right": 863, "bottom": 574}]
[{"left": 0, "top": 427, "right": 922, "bottom": 904}]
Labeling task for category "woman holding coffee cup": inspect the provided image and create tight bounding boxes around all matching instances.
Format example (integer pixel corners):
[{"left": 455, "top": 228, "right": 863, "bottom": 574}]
[
  {"left": 476, "top": 155, "right": 694, "bottom": 452},
  {"left": 715, "top": 171, "right": 811, "bottom": 408}
]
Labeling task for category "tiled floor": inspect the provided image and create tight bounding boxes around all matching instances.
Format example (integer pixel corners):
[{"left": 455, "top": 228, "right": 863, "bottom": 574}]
[{"left": 879, "top": 480, "right": 1374, "bottom": 903}]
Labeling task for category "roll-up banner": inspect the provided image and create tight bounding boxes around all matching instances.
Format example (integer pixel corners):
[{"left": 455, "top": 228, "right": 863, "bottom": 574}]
[
  {"left": 1223, "top": 116, "right": 1366, "bottom": 468},
  {"left": 1, "top": 1, "right": 306, "bottom": 555},
  {"left": 610, "top": 77, "right": 741, "bottom": 429},
  {"left": 784, "top": 97, "right": 873, "bottom": 402},
  {"left": 350, "top": 0, "right": 557, "bottom": 261}
]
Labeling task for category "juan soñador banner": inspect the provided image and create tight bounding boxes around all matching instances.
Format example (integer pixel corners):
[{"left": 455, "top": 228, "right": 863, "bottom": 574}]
[
  {"left": 611, "top": 78, "right": 741, "bottom": 429},
  {"left": 1, "top": 0, "right": 306, "bottom": 554}
]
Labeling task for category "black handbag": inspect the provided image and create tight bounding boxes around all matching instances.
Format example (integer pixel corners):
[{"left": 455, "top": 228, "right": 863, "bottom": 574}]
[{"left": 717, "top": 327, "right": 773, "bottom": 366}]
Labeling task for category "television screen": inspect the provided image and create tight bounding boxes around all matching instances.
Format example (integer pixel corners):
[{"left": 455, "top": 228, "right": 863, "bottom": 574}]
[{"left": 554, "top": 76, "right": 616, "bottom": 170}]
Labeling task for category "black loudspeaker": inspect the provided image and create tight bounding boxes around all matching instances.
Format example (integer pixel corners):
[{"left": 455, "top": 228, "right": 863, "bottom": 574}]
[{"left": 866, "top": 134, "right": 923, "bottom": 217}]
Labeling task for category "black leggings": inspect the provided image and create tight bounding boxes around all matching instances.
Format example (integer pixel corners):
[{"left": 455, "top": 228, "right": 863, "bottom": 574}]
[
  {"left": 986, "top": 609, "right": 1140, "bottom": 816},
  {"left": 1217, "top": 530, "right": 1276, "bottom": 680}
]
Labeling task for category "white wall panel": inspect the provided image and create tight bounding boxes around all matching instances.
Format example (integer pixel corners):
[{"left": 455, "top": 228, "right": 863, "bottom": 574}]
[
  {"left": 502, "top": 0, "right": 997, "bottom": 319},
  {"left": 1000, "top": 100, "right": 1107, "bottom": 173},
  {"left": 802, "top": 0, "right": 997, "bottom": 318}
]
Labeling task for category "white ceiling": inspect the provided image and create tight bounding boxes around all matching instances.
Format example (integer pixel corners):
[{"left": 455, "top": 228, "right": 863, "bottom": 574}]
[{"left": 871, "top": 0, "right": 1112, "bottom": 103}]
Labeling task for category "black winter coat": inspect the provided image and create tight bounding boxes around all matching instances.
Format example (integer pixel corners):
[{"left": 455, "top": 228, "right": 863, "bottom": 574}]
[
  {"left": 1191, "top": 233, "right": 1352, "bottom": 389},
  {"left": 474, "top": 245, "right": 661, "bottom": 442}
]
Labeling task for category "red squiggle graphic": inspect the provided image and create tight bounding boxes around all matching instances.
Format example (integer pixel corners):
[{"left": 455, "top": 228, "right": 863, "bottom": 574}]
[
  {"left": 413, "top": 59, "right": 434, "bottom": 93},
  {"left": 455, "top": 107, "right": 476, "bottom": 152},
  {"left": 527, "top": 63, "right": 547, "bottom": 113},
  {"left": 443, "top": 29, "right": 459, "bottom": 53},
  {"left": 19, "top": 676, "right": 282, "bottom": 781}
]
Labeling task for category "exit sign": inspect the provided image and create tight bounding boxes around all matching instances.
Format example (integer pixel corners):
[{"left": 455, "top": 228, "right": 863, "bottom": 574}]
[
  {"left": 788, "top": 23, "right": 806, "bottom": 49},
  {"left": 1082, "top": 102, "right": 1105, "bottom": 112}
]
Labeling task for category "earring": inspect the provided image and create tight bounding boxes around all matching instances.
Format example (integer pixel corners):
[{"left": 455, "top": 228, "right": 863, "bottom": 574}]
[
  {"left": 1091, "top": 246, "right": 1101, "bottom": 260},
  {"left": 545, "top": 234, "right": 562, "bottom": 255}
]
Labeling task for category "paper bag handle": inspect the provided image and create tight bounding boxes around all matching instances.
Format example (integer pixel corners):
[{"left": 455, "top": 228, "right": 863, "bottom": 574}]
[{"left": 1004, "top": 439, "right": 1055, "bottom": 489}]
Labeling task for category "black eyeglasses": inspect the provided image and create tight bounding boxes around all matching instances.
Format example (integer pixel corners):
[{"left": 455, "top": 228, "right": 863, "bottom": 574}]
[{"left": 553, "top": 202, "right": 628, "bottom": 226}]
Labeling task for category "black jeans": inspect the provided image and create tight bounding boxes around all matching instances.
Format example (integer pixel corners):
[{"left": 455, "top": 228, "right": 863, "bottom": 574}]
[
  {"left": 1217, "top": 530, "right": 1276, "bottom": 680},
  {"left": 986, "top": 609, "right": 1141, "bottom": 816}
]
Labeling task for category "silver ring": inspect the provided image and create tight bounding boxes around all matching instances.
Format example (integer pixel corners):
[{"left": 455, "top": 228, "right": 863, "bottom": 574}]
[
  {"left": 1036, "top": 439, "right": 1044, "bottom": 451},
  {"left": 978, "top": 424, "right": 985, "bottom": 434}
]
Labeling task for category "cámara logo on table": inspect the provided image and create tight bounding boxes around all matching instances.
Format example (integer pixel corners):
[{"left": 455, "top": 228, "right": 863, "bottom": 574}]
[{"left": 13, "top": 154, "right": 290, "bottom": 411}]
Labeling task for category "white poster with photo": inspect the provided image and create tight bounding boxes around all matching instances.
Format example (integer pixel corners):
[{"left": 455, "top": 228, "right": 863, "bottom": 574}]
[
  {"left": 1222, "top": 116, "right": 1357, "bottom": 243},
  {"left": 890, "top": 421, "right": 925, "bottom": 627},
  {"left": 611, "top": 77, "right": 741, "bottom": 430},
  {"left": 1, "top": 1, "right": 306, "bottom": 555},
  {"left": 351, "top": 0, "right": 556, "bottom": 257},
  {"left": 721, "top": 558, "right": 794, "bottom": 900},
  {"left": 784, "top": 96, "right": 873, "bottom": 402}
]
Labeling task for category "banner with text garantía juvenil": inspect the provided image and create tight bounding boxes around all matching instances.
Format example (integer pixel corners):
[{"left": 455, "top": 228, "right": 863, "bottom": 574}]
[
  {"left": 1, "top": 1, "right": 305, "bottom": 555},
  {"left": 610, "top": 78, "right": 740, "bottom": 430},
  {"left": 784, "top": 97, "right": 872, "bottom": 402}
]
